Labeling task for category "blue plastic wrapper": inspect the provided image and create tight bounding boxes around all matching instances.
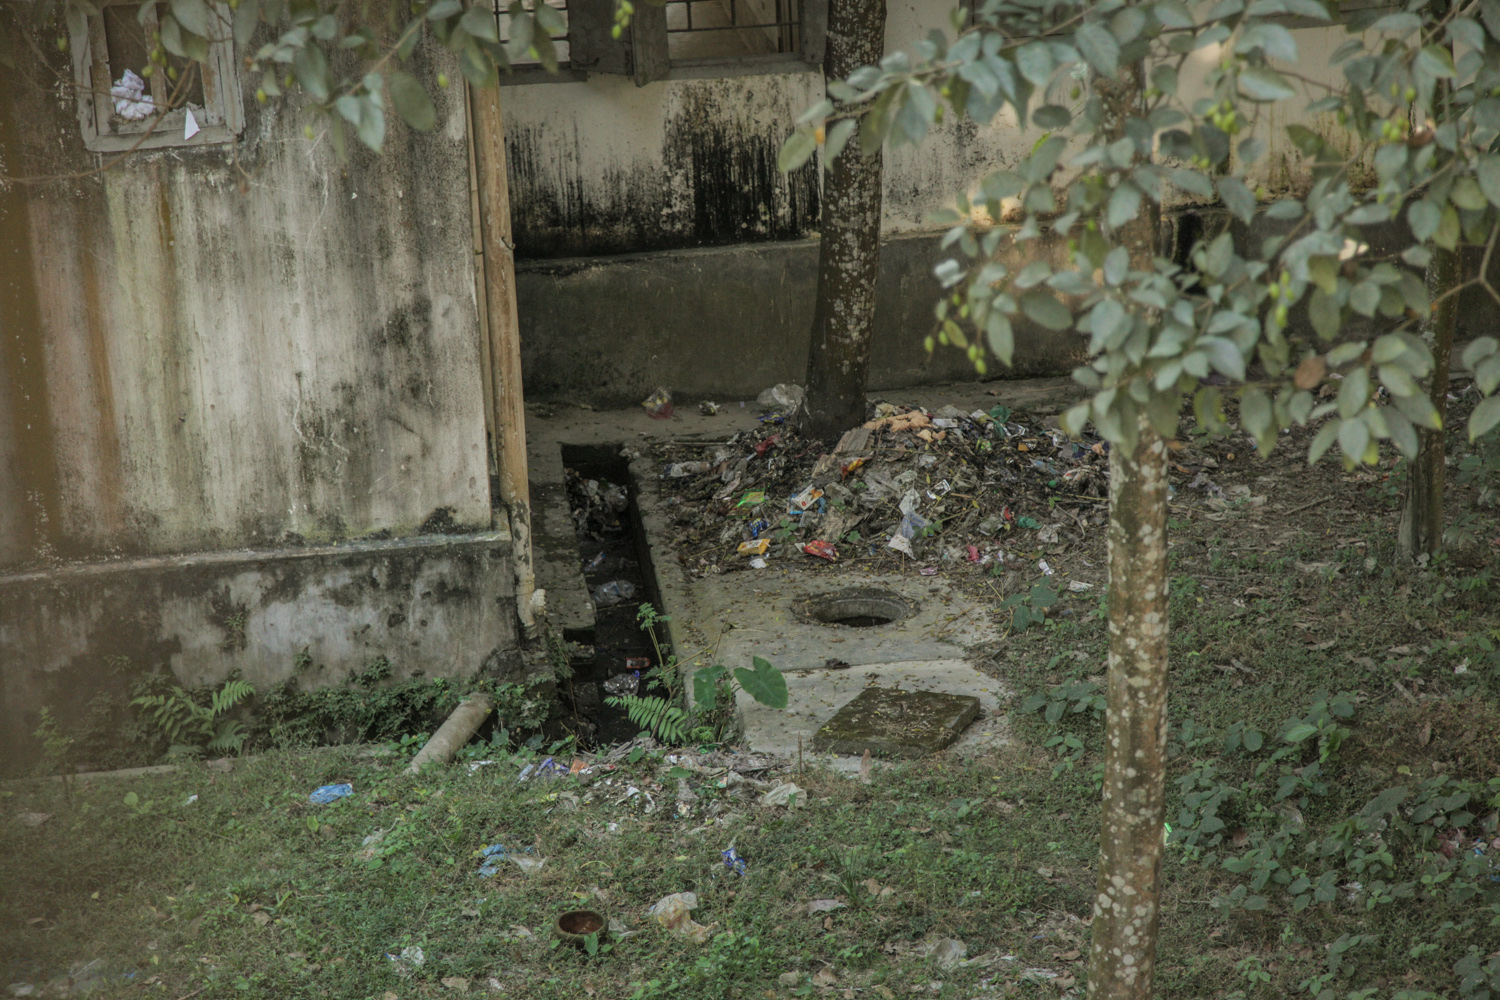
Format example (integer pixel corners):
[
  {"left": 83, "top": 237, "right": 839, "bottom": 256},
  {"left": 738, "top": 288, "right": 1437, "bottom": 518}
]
[
  {"left": 476, "top": 842, "right": 536, "bottom": 876},
  {"left": 309, "top": 783, "right": 353, "bottom": 804},
  {"left": 721, "top": 847, "right": 748, "bottom": 876}
]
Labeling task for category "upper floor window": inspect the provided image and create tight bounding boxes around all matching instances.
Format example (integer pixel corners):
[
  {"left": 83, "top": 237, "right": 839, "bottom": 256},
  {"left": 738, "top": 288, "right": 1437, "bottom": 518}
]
[{"left": 496, "top": 0, "right": 825, "bottom": 84}]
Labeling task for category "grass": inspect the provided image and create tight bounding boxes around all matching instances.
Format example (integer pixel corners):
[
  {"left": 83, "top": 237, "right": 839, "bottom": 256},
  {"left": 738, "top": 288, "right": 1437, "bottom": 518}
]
[
  {"left": 2, "top": 742, "right": 1096, "bottom": 999},
  {"left": 7, "top": 436, "right": 1500, "bottom": 999}
]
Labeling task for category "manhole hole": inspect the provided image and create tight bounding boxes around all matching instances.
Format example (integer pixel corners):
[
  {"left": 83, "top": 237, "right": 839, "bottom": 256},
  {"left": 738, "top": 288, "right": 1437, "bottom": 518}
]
[{"left": 793, "top": 588, "right": 914, "bottom": 628}]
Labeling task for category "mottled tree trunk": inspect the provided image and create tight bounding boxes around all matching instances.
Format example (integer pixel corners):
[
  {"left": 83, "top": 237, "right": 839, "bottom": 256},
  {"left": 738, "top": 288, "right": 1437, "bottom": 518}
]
[
  {"left": 1087, "top": 65, "right": 1171, "bottom": 1000},
  {"left": 1399, "top": 243, "right": 1458, "bottom": 561},
  {"left": 1089, "top": 418, "right": 1170, "bottom": 1000},
  {"left": 800, "top": 0, "right": 886, "bottom": 443}
]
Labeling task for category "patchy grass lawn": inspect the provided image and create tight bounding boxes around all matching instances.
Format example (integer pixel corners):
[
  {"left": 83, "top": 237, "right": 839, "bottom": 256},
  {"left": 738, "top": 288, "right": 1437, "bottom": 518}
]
[{"left": 6, "top": 410, "right": 1500, "bottom": 999}]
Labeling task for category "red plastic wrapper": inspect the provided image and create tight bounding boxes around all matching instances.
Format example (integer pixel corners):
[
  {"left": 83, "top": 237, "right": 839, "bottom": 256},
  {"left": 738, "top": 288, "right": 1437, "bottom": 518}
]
[
  {"left": 802, "top": 540, "right": 838, "bottom": 561},
  {"left": 755, "top": 434, "right": 781, "bottom": 457}
]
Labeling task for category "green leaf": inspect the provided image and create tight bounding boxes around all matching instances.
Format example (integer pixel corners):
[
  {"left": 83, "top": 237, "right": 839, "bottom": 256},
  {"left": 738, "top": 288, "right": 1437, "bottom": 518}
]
[
  {"left": 160, "top": 14, "right": 186, "bottom": 57},
  {"left": 1462, "top": 336, "right": 1498, "bottom": 372},
  {"left": 427, "top": 0, "right": 463, "bottom": 18},
  {"left": 692, "top": 665, "right": 729, "bottom": 714},
  {"left": 171, "top": 0, "right": 212, "bottom": 38},
  {"left": 1239, "top": 66, "right": 1297, "bottom": 102},
  {"left": 1243, "top": 728, "right": 1264, "bottom": 752},
  {"left": 1076, "top": 22, "right": 1120, "bottom": 76},
  {"left": 1284, "top": 723, "right": 1319, "bottom": 743},
  {"left": 233, "top": 0, "right": 261, "bottom": 45},
  {"left": 356, "top": 97, "right": 385, "bottom": 151},
  {"left": 1033, "top": 104, "right": 1071, "bottom": 128},
  {"left": 1338, "top": 416, "right": 1370, "bottom": 464},
  {"left": 824, "top": 119, "right": 856, "bottom": 164},
  {"left": 293, "top": 43, "right": 331, "bottom": 101},
  {"left": 1308, "top": 420, "right": 1340, "bottom": 465},
  {"left": 778, "top": 129, "right": 817, "bottom": 173},
  {"left": 389, "top": 71, "right": 437, "bottom": 131},
  {"left": 1471, "top": 395, "right": 1500, "bottom": 440},
  {"left": 1107, "top": 183, "right": 1142, "bottom": 228},
  {"left": 734, "top": 657, "right": 788, "bottom": 709},
  {"left": 460, "top": 4, "right": 499, "bottom": 42},
  {"left": 1216, "top": 177, "right": 1256, "bottom": 223},
  {"left": 1478, "top": 156, "right": 1500, "bottom": 209},
  {"left": 1020, "top": 291, "right": 1072, "bottom": 331},
  {"left": 1199, "top": 336, "right": 1245, "bottom": 381}
]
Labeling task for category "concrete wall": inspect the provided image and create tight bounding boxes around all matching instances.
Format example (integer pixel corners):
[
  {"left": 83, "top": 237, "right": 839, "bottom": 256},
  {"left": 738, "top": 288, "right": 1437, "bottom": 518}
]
[
  {"left": 0, "top": 532, "right": 521, "bottom": 766},
  {"left": 502, "top": 8, "right": 1375, "bottom": 403},
  {"left": 0, "top": 15, "right": 534, "bottom": 766},
  {"left": 0, "top": 20, "right": 491, "bottom": 568}
]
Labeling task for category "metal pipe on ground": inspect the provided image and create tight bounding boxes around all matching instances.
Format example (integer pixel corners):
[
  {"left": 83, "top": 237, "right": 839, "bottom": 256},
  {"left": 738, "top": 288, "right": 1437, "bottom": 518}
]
[{"left": 407, "top": 693, "right": 494, "bottom": 774}]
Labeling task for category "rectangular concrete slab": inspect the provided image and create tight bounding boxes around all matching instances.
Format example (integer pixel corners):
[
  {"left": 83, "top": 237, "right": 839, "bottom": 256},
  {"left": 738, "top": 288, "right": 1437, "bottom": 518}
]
[
  {"left": 735, "top": 658, "right": 1011, "bottom": 770},
  {"left": 811, "top": 686, "right": 981, "bottom": 759}
]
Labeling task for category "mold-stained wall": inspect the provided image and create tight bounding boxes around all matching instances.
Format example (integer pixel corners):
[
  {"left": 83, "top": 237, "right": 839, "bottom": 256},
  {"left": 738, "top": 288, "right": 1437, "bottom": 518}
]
[
  {"left": 501, "top": 7, "right": 1373, "bottom": 260},
  {"left": 0, "top": 22, "right": 491, "bottom": 568}
]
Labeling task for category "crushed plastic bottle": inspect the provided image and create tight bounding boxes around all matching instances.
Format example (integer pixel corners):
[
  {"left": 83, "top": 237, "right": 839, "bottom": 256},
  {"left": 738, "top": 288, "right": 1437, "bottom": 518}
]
[{"left": 592, "top": 580, "right": 637, "bottom": 607}]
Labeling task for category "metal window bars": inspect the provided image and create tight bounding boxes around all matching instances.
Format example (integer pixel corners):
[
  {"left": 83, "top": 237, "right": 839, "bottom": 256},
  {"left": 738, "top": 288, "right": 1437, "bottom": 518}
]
[{"left": 665, "top": 0, "right": 802, "bottom": 60}]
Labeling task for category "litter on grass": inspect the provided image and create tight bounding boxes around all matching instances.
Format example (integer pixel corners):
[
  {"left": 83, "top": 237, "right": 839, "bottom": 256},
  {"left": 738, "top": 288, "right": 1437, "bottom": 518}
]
[{"left": 309, "top": 783, "right": 353, "bottom": 804}]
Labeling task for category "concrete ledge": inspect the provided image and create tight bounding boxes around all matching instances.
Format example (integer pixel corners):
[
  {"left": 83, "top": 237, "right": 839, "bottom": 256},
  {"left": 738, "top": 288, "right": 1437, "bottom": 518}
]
[{"left": 1, "top": 531, "right": 524, "bottom": 765}]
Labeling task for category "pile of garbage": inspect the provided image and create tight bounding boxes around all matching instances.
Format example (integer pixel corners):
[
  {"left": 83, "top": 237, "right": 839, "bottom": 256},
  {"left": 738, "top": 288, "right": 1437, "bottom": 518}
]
[{"left": 648, "top": 393, "right": 1126, "bottom": 580}]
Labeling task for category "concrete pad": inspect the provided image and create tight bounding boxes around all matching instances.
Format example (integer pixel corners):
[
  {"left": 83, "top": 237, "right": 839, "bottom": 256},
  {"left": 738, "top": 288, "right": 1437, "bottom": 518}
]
[
  {"left": 735, "top": 658, "right": 1011, "bottom": 772},
  {"left": 811, "top": 687, "right": 981, "bottom": 758}
]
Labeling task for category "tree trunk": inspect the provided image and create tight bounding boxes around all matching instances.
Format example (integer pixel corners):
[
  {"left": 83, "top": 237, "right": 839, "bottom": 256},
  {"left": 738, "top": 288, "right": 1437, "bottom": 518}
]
[
  {"left": 1089, "top": 417, "right": 1170, "bottom": 1000},
  {"left": 799, "top": 0, "right": 886, "bottom": 443},
  {"left": 1087, "top": 65, "right": 1171, "bottom": 1000},
  {"left": 1399, "top": 242, "right": 1458, "bottom": 561}
]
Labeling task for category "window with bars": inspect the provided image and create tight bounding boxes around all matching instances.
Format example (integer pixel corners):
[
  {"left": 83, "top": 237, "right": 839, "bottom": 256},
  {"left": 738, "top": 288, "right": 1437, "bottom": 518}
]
[
  {"left": 497, "top": 0, "right": 824, "bottom": 84},
  {"left": 70, "top": 1, "right": 244, "bottom": 152}
]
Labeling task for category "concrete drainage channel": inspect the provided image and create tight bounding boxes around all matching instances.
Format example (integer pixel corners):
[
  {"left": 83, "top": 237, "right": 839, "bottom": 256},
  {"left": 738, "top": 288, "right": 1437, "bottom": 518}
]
[{"left": 556, "top": 444, "right": 672, "bottom": 744}]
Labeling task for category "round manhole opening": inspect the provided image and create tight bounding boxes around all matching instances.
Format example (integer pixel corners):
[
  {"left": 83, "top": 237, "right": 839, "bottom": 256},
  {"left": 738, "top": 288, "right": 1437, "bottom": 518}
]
[{"left": 793, "top": 588, "right": 914, "bottom": 628}]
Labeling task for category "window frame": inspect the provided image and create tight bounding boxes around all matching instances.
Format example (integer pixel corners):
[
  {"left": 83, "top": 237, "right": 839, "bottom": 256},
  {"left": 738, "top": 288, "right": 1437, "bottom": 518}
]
[
  {"left": 71, "top": 1, "right": 245, "bottom": 153},
  {"left": 496, "top": 0, "right": 826, "bottom": 86}
]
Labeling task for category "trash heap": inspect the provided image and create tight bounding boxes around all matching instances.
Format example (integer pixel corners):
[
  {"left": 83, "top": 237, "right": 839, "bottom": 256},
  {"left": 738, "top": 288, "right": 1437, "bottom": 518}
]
[{"left": 648, "top": 394, "right": 1123, "bottom": 579}]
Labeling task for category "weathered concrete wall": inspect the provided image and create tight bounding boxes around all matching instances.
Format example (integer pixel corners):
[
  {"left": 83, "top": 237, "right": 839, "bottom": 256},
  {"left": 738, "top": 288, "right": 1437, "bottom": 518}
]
[
  {"left": 501, "top": 10, "right": 1368, "bottom": 258},
  {"left": 517, "top": 228, "right": 1086, "bottom": 405},
  {"left": 0, "top": 21, "right": 491, "bottom": 568},
  {"left": 0, "top": 532, "right": 522, "bottom": 767}
]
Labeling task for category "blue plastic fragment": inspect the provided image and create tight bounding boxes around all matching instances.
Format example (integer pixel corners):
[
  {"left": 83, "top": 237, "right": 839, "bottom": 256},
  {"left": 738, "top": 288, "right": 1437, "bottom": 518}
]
[
  {"left": 477, "top": 842, "right": 533, "bottom": 877},
  {"left": 721, "top": 847, "right": 748, "bottom": 876},
  {"left": 309, "top": 783, "right": 353, "bottom": 804}
]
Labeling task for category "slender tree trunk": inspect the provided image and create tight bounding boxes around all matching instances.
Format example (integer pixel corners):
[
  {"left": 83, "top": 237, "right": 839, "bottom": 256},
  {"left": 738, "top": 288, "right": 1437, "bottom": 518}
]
[
  {"left": 1089, "top": 417, "right": 1170, "bottom": 1000},
  {"left": 799, "top": 0, "right": 886, "bottom": 442},
  {"left": 1399, "top": 243, "right": 1458, "bottom": 560},
  {"left": 1087, "top": 66, "right": 1171, "bottom": 1000}
]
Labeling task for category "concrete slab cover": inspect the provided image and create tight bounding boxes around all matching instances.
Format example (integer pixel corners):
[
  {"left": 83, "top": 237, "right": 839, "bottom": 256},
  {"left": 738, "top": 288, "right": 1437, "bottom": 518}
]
[
  {"left": 811, "top": 686, "right": 981, "bottom": 759},
  {"left": 735, "top": 658, "right": 1009, "bottom": 766}
]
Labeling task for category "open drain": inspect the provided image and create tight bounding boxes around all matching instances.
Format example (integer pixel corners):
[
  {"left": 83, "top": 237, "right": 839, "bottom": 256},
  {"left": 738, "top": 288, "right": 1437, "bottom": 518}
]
[{"left": 793, "top": 588, "right": 914, "bottom": 628}]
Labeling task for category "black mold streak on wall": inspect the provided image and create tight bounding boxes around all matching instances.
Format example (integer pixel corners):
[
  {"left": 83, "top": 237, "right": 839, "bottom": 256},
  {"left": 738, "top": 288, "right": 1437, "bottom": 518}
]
[{"left": 506, "top": 85, "right": 820, "bottom": 259}]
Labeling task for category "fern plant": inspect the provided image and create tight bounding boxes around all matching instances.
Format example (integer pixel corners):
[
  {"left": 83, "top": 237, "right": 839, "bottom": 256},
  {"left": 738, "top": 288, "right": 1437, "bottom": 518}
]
[
  {"left": 610, "top": 694, "right": 693, "bottom": 744},
  {"left": 131, "top": 677, "right": 256, "bottom": 757}
]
